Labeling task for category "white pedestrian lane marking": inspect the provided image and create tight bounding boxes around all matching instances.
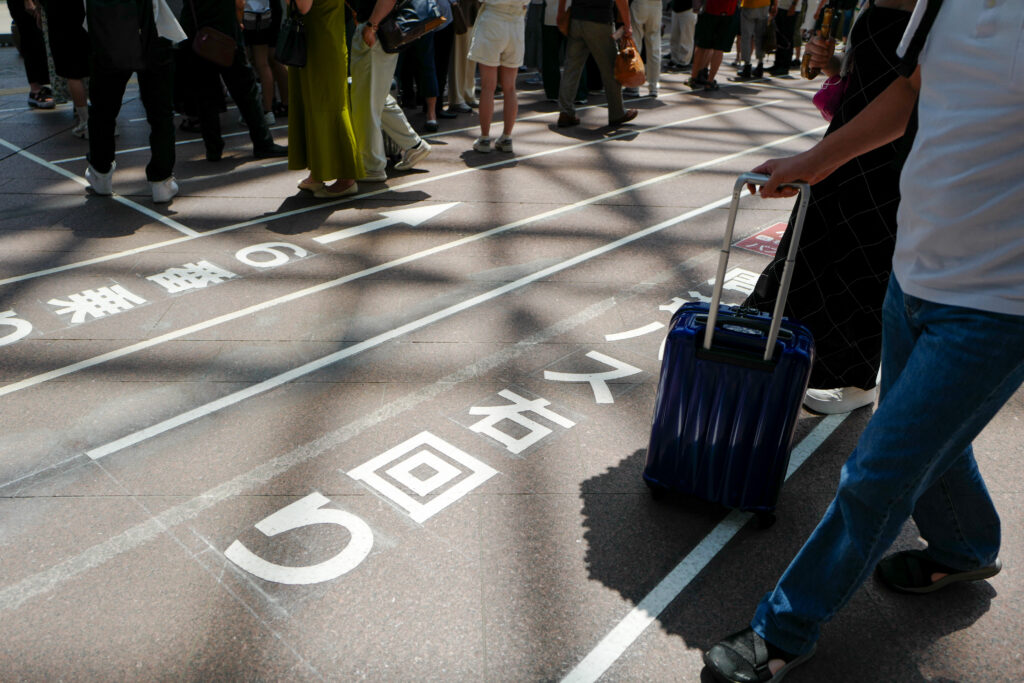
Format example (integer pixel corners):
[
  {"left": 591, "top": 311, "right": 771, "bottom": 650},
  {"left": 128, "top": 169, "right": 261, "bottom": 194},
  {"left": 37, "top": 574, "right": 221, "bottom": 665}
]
[
  {"left": 544, "top": 351, "right": 642, "bottom": 404},
  {"left": 0, "top": 310, "right": 32, "bottom": 347},
  {"left": 313, "top": 202, "right": 460, "bottom": 244},
  {"left": 469, "top": 389, "right": 576, "bottom": 455},
  {"left": 709, "top": 267, "right": 761, "bottom": 296},
  {"left": 145, "top": 260, "right": 237, "bottom": 294},
  {"left": 561, "top": 414, "right": 851, "bottom": 683},
  {"left": 81, "top": 194, "right": 740, "bottom": 458},
  {"left": 234, "top": 242, "right": 309, "bottom": 268},
  {"left": 347, "top": 431, "right": 498, "bottom": 524},
  {"left": 47, "top": 285, "right": 147, "bottom": 324},
  {"left": 224, "top": 492, "right": 373, "bottom": 585},
  {"left": 604, "top": 322, "right": 665, "bottom": 342},
  {"left": 658, "top": 296, "right": 688, "bottom": 313}
]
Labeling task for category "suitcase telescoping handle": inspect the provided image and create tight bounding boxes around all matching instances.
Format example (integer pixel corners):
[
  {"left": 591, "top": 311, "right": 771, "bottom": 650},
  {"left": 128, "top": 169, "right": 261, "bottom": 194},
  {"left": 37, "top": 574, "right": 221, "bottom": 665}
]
[{"left": 703, "top": 173, "right": 810, "bottom": 362}]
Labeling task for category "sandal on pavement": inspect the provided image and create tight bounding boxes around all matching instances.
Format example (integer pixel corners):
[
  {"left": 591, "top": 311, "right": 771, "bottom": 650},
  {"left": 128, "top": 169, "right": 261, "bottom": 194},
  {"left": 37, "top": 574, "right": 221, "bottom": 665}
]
[
  {"left": 875, "top": 549, "right": 1001, "bottom": 594},
  {"left": 704, "top": 80, "right": 720, "bottom": 91},
  {"left": 297, "top": 177, "right": 324, "bottom": 192},
  {"left": 704, "top": 628, "right": 814, "bottom": 683}
]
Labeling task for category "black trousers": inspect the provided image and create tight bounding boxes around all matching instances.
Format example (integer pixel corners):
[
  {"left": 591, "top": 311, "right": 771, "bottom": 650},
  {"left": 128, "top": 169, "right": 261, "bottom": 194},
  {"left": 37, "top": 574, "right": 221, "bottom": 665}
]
[
  {"left": 773, "top": 11, "right": 798, "bottom": 70},
  {"left": 88, "top": 40, "right": 175, "bottom": 181},
  {"left": 7, "top": 0, "right": 50, "bottom": 85},
  {"left": 184, "top": 46, "right": 274, "bottom": 154},
  {"left": 541, "top": 25, "right": 588, "bottom": 101}
]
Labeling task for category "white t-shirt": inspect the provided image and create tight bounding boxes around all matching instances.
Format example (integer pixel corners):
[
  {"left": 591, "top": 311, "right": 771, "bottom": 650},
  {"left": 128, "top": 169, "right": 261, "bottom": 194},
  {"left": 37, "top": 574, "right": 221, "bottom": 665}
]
[{"left": 894, "top": 1, "right": 1024, "bottom": 316}]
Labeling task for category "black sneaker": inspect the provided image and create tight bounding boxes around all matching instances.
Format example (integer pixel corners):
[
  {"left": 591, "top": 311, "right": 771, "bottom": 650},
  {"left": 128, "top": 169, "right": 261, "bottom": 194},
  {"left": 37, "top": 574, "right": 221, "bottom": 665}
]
[
  {"left": 752, "top": 62, "right": 764, "bottom": 79},
  {"left": 704, "top": 628, "right": 815, "bottom": 683}
]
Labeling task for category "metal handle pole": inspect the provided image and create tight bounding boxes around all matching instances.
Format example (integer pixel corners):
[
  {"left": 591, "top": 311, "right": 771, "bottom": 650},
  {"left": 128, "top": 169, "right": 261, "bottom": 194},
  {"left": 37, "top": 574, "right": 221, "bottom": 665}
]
[{"left": 702, "top": 173, "right": 811, "bottom": 362}]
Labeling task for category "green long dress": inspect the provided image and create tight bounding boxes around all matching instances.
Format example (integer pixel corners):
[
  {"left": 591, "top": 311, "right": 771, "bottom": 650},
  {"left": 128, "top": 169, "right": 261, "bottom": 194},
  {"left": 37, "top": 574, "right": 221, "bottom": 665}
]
[{"left": 287, "top": 0, "right": 363, "bottom": 182}]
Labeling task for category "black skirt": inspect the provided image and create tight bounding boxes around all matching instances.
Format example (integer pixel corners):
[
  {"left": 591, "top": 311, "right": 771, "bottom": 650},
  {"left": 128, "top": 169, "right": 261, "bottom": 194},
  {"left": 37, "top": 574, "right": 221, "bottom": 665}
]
[{"left": 744, "top": 4, "right": 915, "bottom": 390}]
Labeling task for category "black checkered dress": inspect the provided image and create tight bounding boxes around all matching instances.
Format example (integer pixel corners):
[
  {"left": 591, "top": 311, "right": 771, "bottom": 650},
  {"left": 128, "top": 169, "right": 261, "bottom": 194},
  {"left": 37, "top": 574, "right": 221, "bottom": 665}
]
[{"left": 745, "top": 3, "right": 915, "bottom": 391}]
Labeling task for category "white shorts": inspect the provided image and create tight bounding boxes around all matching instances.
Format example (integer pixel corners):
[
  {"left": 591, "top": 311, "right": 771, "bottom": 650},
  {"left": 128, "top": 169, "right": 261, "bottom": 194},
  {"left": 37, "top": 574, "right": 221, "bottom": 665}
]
[{"left": 467, "top": 4, "right": 527, "bottom": 68}]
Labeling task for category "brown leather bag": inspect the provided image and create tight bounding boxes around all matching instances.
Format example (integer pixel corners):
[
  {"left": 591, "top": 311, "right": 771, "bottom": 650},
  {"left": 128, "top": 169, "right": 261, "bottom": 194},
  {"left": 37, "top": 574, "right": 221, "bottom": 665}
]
[
  {"left": 614, "top": 36, "right": 646, "bottom": 88},
  {"left": 193, "top": 26, "right": 238, "bottom": 67}
]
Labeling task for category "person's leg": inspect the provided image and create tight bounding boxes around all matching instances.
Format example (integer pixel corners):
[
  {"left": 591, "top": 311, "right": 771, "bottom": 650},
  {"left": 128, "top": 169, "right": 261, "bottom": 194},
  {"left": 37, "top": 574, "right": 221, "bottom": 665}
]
[
  {"left": 580, "top": 20, "right": 624, "bottom": 121},
  {"left": 558, "top": 21, "right": 589, "bottom": 118},
  {"left": 136, "top": 41, "right": 177, "bottom": 183},
  {"left": 540, "top": 24, "right": 563, "bottom": 100},
  {"left": 739, "top": 8, "right": 754, "bottom": 67},
  {"left": 87, "top": 63, "right": 130, "bottom": 174},
  {"left": 748, "top": 276, "right": 1024, "bottom": 657},
  {"left": 498, "top": 65, "right": 517, "bottom": 137},
  {"left": 220, "top": 47, "right": 282, "bottom": 154},
  {"left": 680, "top": 9, "right": 697, "bottom": 65},
  {"left": 707, "top": 49, "right": 724, "bottom": 82},
  {"left": 251, "top": 44, "right": 275, "bottom": 112},
  {"left": 191, "top": 50, "right": 227, "bottom": 159},
  {"left": 8, "top": 0, "right": 51, "bottom": 92},
  {"left": 752, "top": 6, "right": 768, "bottom": 69},
  {"left": 635, "top": 0, "right": 661, "bottom": 94},
  {"left": 477, "top": 63, "right": 498, "bottom": 138}
]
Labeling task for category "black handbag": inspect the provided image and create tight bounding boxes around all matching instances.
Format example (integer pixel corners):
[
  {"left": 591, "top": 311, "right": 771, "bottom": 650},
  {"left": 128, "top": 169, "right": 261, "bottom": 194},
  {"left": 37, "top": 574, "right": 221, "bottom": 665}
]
[
  {"left": 377, "top": 0, "right": 446, "bottom": 54},
  {"left": 276, "top": 0, "right": 308, "bottom": 67}
]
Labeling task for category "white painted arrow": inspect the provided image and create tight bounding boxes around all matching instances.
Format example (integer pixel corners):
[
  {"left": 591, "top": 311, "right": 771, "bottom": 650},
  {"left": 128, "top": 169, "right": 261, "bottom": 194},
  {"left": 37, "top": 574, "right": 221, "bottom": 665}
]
[{"left": 314, "top": 202, "right": 460, "bottom": 244}]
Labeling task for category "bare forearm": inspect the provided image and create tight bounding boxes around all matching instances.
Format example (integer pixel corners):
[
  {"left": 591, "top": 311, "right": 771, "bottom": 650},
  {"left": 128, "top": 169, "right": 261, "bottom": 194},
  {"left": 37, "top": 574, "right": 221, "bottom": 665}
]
[
  {"left": 754, "top": 67, "right": 921, "bottom": 196},
  {"left": 369, "top": 0, "right": 397, "bottom": 25}
]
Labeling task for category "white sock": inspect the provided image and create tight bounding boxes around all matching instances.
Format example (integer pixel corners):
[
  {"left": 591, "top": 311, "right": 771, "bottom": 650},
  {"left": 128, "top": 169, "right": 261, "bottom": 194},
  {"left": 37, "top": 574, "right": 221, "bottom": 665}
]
[{"left": 76, "top": 105, "right": 89, "bottom": 123}]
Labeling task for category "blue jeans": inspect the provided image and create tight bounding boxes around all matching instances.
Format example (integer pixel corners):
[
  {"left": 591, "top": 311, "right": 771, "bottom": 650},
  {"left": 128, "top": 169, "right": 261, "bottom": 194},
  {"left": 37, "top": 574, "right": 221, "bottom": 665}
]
[{"left": 752, "top": 275, "right": 1024, "bottom": 656}]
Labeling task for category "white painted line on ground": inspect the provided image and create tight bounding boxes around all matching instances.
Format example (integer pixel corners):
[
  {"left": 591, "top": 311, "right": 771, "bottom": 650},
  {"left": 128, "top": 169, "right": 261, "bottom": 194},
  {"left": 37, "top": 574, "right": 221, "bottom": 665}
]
[
  {"left": 0, "top": 221, "right": 720, "bottom": 613},
  {"left": 84, "top": 193, "right": 742, "bottom": 459},
  {"left": 48, "top": 124, "right": 290, "bottom": 165},
  {"left": 561, "top": 412, "right": 851, "bottom": 683},
  {"left": 214, "top": 100, "right": 789, "bottom": 232},
  {"left": 313, "top": 203, "right": 459, "bottom": 244},
  {"left": 0, "top": 126, "right": 825, "bottom": 401},
  {"left": 0, "top": 137, "right": 200, "bottom": 238},
  {"left": 1, "top": 102, "right": 816, "bottom": 290},
  {"left": 605, "top": 322, "right": 665, "bottom": 342}
]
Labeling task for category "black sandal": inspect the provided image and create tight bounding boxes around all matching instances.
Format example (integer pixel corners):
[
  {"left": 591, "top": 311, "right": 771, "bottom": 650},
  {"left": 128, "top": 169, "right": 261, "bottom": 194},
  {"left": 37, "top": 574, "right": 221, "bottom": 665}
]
[
  {"left": 704, "top": 80, "right": 720, "bottom": 91},
  {"left": 875, "top": 549, "right": 1001, "bottom": 594},
  {"left": 704, "top": 628, "right": 814, "bottom": 683}
]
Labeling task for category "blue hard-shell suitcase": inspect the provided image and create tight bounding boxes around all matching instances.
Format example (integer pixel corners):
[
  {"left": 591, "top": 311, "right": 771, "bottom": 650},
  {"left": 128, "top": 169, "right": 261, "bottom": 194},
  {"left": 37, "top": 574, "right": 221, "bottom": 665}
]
[{"left": 643, "top": 173, "right": 815, "bottom": 522}]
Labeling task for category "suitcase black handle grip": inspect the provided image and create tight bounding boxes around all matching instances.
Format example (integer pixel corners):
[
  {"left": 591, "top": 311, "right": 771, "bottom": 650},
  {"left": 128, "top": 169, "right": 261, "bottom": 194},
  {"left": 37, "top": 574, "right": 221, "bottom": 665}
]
[{"left": 703, "top": 173, "right": 810, "bottom": 362}]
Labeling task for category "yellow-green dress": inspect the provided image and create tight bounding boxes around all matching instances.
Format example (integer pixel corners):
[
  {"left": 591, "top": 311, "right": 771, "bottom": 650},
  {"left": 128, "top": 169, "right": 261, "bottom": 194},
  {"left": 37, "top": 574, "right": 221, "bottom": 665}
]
[{"left": 287, "top": 0, "right": 363, "bottom": 182}]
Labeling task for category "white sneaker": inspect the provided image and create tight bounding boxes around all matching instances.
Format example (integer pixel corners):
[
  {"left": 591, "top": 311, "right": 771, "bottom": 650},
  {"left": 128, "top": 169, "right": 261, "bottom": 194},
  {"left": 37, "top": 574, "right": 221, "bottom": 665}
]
[
  {"left": 264, "top": 111, "right": 276, "bottom": 126},
  {"left": 72, "top": 116, "right": 89, "bottom": 139},
  {"left": 472, "top": 136, "right": 492, "bottom": 153},
  {"left": 85, "top": 162, "right": 115, "bottom": 195},
  {"left": 150, "top": 176, "right": 179, "bottom": 203},
  {"left": 394, "top": 140, "right": 431, "bottom": 170},
  {"left": 803, "top": 386, "right": 878, "bottom": 414},
  {"left": 494, "top": 135, "right": 513, "bottom": 153}
]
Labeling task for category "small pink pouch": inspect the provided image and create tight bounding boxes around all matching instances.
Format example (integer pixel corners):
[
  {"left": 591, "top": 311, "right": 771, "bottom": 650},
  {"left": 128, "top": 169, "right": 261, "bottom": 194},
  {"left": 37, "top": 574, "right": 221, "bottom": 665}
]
[{"left": 812, "top": 75, "right": 849, "bottom": 122}]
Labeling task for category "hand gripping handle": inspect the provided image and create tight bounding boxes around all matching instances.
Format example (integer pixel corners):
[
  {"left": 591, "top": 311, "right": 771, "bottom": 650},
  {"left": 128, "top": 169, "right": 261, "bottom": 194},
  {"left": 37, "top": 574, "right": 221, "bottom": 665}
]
[{"left": 703, "top": 173, "right": 811, "bottom": 362}]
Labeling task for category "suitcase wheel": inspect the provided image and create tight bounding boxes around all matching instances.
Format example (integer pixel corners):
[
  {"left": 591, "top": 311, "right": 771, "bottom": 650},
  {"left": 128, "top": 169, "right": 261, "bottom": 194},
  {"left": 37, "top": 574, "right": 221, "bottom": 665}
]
[
  {"left": 645, "top": 481, "right": 669, "bottom": 501},
  {"left": 754, "top": 511, "right": 776, "bottom": 530}
]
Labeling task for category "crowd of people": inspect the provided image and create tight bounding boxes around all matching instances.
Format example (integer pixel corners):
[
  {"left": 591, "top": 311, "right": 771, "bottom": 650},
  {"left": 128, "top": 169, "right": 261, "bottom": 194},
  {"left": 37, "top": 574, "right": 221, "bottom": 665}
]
[{"left": 8, "top": 0, "right": 849, "bottom": 203}]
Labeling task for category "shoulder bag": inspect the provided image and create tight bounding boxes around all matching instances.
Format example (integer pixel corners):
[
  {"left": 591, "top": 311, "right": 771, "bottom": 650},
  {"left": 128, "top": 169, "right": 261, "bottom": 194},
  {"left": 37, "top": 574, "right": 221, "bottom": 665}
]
[
  {"left": 377, "top": 0, "right": 446, "bottom": 54},
  {"left": 189, "top": 0, "right": 238, "bottom": 68},
  {"left": 276, "top": 0, "right": 308, "bottom": 67}
]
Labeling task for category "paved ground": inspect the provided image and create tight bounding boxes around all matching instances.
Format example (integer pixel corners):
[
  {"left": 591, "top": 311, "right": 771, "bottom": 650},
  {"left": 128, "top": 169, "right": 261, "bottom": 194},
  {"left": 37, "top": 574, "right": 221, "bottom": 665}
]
[{"left": 1, "top": 41, "right": 1022, "bottom": 682}]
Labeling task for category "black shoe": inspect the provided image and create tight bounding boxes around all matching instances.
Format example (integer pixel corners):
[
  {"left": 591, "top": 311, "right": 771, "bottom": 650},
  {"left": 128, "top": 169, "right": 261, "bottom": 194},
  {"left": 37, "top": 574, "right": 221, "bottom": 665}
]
[
  {"left": 272, "top": 101, "right": 288, "bottom": 118},
  {"left": 767, "top": 65, "right": 789, "bottom": 76},
  {"left": 735, "top": 64, "right": 753, "bottom": 81},
  {"left": 876, "top": 549, "right": 1002, "bottom": 594},
  {"left": 752, "top": 63, "right": 764, "bottom": 79},
  {"left": 438, "top": 109, "right": 458, "bottom": 118},
  {"left": 253, "top": 142, "right": 288, "bottom": 159},
  {"left": 704, "top": 628, "right": 814, "bottom": 683},
  {"left": 205, "top": 141, "right": 225, "bottom": 162},
  {"left": 557, "top": 112, "right": 580, "bottom": 128}
]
